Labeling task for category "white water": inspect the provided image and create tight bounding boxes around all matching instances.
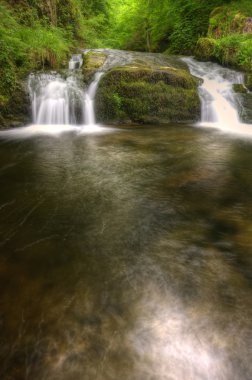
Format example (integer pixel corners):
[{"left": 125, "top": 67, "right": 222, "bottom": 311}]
[
  {"left": 28, "top": 53, "right": 104, "bottom": 130},
  {"left": 4, "top": 50, "right": 252, "bottom": 138},
  {"left": 183, "top": 57, "right": 252, "bottom": 136},
  {"left": 28, "top": 73, "right": 85, "bottom": 125},
  {"left": 69, "top": 54, "right": 83, "bottom": 70},
  {"left": 84, "top": 72, "right": 104, "bottom": 125}
]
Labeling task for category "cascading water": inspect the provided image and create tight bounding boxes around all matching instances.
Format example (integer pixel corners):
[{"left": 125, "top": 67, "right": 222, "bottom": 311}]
[
  {"left": 69, "top": 54, "right": 83, "bottom": 70},
  {"left": 28, "top": 73, "right": 85, "bottom": 125},
  {"left": 84, "top": 72, "right": 104, "bottom": 125},
  {"left": 183, "top": 57, "right": 252, "bottom": 135},
  {"left": 28, "top": 53, "right": 104, "bottom": 128}
]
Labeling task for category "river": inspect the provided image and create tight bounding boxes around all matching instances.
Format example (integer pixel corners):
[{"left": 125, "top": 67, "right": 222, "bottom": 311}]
[{"left": 0, "top": 123, "right": 251, "bottom": 380}]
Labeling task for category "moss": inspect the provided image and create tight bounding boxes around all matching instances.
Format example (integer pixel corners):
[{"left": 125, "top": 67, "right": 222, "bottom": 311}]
[
  {"left": 232, "top": 84, "right": 247, "bottom": 93},
  {"left": 95, "top": 65, "right": 200, "bottom": 124},
  {"left": 214, "top": 35, "right": 252, "bottom": 72},
  {"left": 82, "top": 51, "right": 107, "bottom": 84},
  {"left": 237, "top": 92, "right": 252, "bottom": 123},
  {"left": 245, "top": 74, "right": 252, "bottom": 90},
  {"left": 200, "top": 4, "right": 252, "bottom": 72},
  {"left": 195, "top": 37, "right": 216, "bottom": 61},
  {"left": 208, "top": 7, "right": 248, "bottom": 38},
  {"left": 0, "top": 81, "right": 30, "bottom": 128}
]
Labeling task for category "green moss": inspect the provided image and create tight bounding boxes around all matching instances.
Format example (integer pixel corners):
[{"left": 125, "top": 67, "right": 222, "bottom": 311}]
[
  {"left": 214, "top": 34, "right": 252, "bottom": 71},
  {"left": 95, "top": 65, "right": 200, "bottom": 124},
  {"left": 0, "top": 81, "right": 30, "bottom": 128},
  {"left": 209, "top": 8, "right": 245, "bottom": 38},
  {"left": 238, "top": 92, "right": 252, "bottom": 123},
  {"left": 101, "top": 66, "right": 198, "bottom": 89},
  {"left": 195, "top": 37, "right": 216, "bottom": 61},
  {"left": 83, "top": 51, "right": 107, "bottom": 70},
  {"left": 202, "top": 3, "right": 252, "bottom": 72},
  {"left": 82, "top": 51, "right": 107, "bottom": 83},
  {"left": 232, "top": 84, "right": 248, "bottom": 93},
  {"left": 245, "top": 74, "right": 252, "bottom": 90}
]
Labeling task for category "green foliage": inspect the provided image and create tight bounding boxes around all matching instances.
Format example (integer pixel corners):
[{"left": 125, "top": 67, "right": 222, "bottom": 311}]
[
  {"left": 208, "top": 2, "right": 252, "bottom": 38},
  {"left": 195, "top": 37, "right": 216, "bottom": 61},
  {"left": 194, "top": 1, "right": 252, "bottom": 71},
  {"left": 214, "top": 34, "right": 252, "bottom": 70},
  {"left": 0, "top": 0, "right": 110, "bottom": 106},
  {"left": 1, "top": 0, "right": 252, "bottom": 113},
  {"left": 105, "top": 0, "right": 229, "bottom": 53}
]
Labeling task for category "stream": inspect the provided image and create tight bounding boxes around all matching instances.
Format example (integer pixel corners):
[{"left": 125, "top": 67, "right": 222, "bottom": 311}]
[{"left": 0, "top": 50, "right": 251, "bottom": 380}]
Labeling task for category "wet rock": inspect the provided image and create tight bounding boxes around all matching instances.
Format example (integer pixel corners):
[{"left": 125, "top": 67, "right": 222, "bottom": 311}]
[
  {"left": 244, "top": 74, "right": 252, "bottom": 91},
  {"left": 0, "top": 80, "right": 31, "bottom": 128},
  {"left": 232, "top": 84, "right": 247, "bottom": 94},
  {"left": 238, "top": 92, "right": 252, "bottom": 124},
  {"left": 95, "top": 61, "right": 200, "bottom": 125},
  {"left": 82, "top": 51, "right": 107, "bottom": 85}
]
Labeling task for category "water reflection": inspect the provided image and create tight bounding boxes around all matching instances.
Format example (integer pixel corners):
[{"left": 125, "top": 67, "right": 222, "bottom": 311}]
[{"left": 0, "top": 125, "right": 251, "bottom": 380}]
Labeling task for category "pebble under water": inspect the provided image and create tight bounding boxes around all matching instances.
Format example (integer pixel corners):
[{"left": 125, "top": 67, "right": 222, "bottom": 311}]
[{"left": 0, "top": 124, "right": 251, "bottom": 380}]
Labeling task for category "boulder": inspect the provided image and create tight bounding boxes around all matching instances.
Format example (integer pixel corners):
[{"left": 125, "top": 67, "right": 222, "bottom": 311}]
[
  {"left": 95, "top": 62, "right": 200, "bottom": 124},
  {"left": 0, "top": 81, "right": 30, "bottom": 128},
  {"left": 232, "top": 84, "right": 247, "bottom": 94},
  {"left": 82, "top": 51, "right": 107, "bottom": 84},
  {"left": 195, "top": 38, "right": 216, "bottom": 62}
]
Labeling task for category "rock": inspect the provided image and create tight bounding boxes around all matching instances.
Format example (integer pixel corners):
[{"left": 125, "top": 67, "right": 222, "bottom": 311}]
[
  {"left": 195, "top": 38, "right": 216, "bottom": 61},
  {"left": 82, "top": 51, "right": 107, "bottom": 84},
  {"left": 245, "top": 74, "right": 252, "bottom": 91},
  {"left": 232, "top": 84, "right": 247, "bottom": 94},
  {"left": 0, "top": 80, "right": 31, "bottom": 128},
  {"left": 243, "top": 17, "right": 252, "bottom": 34},
  {"left": 95, "top": 62, "right": 200, "bottom": 125},
  {"left": 238, "top": 92, "right": 252, "bottom": 124}
]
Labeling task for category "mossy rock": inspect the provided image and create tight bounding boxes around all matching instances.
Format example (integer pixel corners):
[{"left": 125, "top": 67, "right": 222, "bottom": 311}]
[
  {"left": 95, "top": 65, "right": 200, "bottom": 124},
  {"left": 245, "top": 74, "right": 252, "bottom": 91},
  {"left": 0, "top": 81, "right": 30, "bottom": 128},
  {"left": 238, "top": 93, "right": 252, "bottom": 124},
  {"left": 82, "top": 51, "right": 107, "bottom": 84},
  {"left": 208, "top": 7, "right": 248, "bottom": 38},
  {"left": 195, "top": 38, "right": 216, "bottom": 61},
  {"left": 232, "top": 84, "right": 247, "bottom": 94}
]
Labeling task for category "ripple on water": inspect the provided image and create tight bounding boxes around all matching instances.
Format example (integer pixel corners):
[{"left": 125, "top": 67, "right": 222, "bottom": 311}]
[{"left": 0, "top": 125, "right": 251, "bottom": 380}]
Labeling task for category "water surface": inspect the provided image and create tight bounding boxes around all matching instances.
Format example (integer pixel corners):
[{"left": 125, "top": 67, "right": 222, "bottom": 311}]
[{"left": 0, "top": 124, "right": 251, "bottom": 380}]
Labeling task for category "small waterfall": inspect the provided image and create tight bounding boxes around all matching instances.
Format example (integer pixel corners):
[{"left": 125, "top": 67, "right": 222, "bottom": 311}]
[
  {"left": 84, "top": 72, "right": 104, "bottom": 125},
  {"left": 69, "top": 54, "right": 83, "bottom": 70},
  {"left": 183, "top": 57, "right": 252, "bottom": 135},
  {"left": 28, "top": 54, "right": 104, "bottom": 127},
  {"left": 28, "top": 73, "right": 85, "bottom": 125}
]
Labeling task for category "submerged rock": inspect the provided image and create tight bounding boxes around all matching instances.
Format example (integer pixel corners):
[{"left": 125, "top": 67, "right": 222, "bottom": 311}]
[{"left": 95, "top": 59, "right": 200, "bottom": 124}]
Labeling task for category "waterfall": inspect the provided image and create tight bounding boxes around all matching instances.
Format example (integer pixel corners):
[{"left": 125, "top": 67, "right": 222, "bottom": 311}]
[
  {"left": 28, "top": 54, "right": 103, "bottom": 127},
  {"left": 69, "top": 54, "right": 83, "bottom": 70},
  {"left": 28, "top": 73, "right": 85, "bottom": 125},
  {"left": 84, "top": 72, "right": 104, "bottom": 125},
  {"left": 183, "top": 57, "right": 252, "bottom": 135}
]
